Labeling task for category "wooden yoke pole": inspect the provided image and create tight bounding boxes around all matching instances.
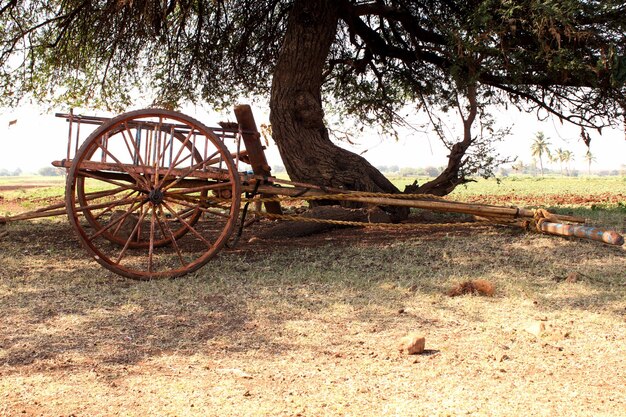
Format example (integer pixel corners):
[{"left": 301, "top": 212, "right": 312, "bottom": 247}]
[
  {"left": 538, "top": 222, "right": 624, "bottom": 246},
  {"left": 233, "top": 105, "right": 282, "bottom": 215}
]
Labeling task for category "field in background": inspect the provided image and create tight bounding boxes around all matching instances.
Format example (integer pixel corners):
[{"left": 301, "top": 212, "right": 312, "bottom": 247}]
[
  {"left": 387, "top": 175, "right": 626, "bottom": 197},
  {"left": 0, "top": 175, "right": 624, "bottom": 416}
]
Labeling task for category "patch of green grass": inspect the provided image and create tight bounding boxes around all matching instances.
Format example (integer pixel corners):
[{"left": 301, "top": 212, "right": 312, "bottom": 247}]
[
  {"left": 551, "top": 204, "right": 626, "bottom": 231},
  {"left": 0, "top": 175, "right": 65, "bottom": 186},
  {"left": 453, "top": 176, "right": 625, "bottom": 197},
  {"left": 2, "top": 186, "right": 66, "bottom": 201},
  {"left": 386, "top": 175, "right": 626, "bottom": 197}
]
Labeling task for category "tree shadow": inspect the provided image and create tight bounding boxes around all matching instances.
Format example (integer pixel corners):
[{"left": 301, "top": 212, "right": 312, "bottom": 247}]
[
  {"left": 1, "top": 218, "right": 623, "bottom": 378},
  {"left": 0, "top": 222, "right": 279, "bottom": 375},
  {"left": 0, "top": 276, "right": 255, "bottom": 372}
]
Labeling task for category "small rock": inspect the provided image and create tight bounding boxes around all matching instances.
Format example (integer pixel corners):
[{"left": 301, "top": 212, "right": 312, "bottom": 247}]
[
  {"left": 447, "top": 279, "right": 495, "bottom": 297},
  {"left": 398, "top": 333, "right": 426, "bottom": 355},
  {"left": 565, "top": 272, "right": 580, "bottom": 283},
  {"left": 542, "top": 343, "right": 564, "bottom": 351},
  {"left": 525, "top": 321, "right": 545, "bottom": 337},
  {"left": 495, "top": 353, "right": 510, "bottom": 363}
]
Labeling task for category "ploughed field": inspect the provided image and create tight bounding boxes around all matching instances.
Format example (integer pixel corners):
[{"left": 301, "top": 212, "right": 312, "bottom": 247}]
[{"left": 1, "top": 176, "right": 624, "bottom": 416}]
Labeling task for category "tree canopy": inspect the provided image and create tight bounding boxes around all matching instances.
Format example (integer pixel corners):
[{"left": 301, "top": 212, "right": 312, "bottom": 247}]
[
  {"left": 2, "top": 1, "right": 624, "bottom": 123},
  {"left": 1, "top": 0, "right": 625, "bottom": 200}
]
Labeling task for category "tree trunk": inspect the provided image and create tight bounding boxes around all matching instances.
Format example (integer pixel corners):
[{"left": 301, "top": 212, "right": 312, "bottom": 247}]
[
  {"left": 269, "top": 0, "right": 408, "bottom": 221},
  {"left": 413, "top": 85, "right": 478, "bottom": 196}
]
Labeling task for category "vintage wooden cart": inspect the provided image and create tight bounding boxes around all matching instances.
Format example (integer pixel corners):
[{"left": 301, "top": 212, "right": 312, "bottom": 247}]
[{"left": 0, "top": 106, "right": 623, "bottom": 279}]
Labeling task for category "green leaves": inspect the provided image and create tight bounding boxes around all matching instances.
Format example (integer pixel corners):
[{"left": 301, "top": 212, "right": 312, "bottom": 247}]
[{"left": 0, "top": 0, "right": 623, "bottom": 134}]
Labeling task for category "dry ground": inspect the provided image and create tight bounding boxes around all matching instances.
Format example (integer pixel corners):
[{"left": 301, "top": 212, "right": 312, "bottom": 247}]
[{"left": 1, "top": 197, "right": 625, "bottom": 416}]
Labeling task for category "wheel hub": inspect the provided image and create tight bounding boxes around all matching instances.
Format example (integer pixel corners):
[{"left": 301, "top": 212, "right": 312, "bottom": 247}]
[{"left": 148, "top": 188, "right": 164, "bottom": 205}]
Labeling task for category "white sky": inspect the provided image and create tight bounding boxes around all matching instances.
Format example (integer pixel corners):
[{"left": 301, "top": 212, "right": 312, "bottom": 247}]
[{"left": 0, "top": 102, "right": 625, "bottom": 173}]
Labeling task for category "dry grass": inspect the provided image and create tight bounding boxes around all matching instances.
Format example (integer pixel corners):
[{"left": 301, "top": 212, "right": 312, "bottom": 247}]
[{"left": 1, "top": 216, "right": 625, "bottom": 416}]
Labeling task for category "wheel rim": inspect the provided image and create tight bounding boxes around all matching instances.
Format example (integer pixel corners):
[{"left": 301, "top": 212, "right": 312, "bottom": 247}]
[{"left": 66, "top": 109, "right": 241, "bottom": 279}]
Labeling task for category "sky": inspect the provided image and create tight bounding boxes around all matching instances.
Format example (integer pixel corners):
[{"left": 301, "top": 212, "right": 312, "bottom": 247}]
[{"left": 1, "top": 102, "right": 625, "bottom": 174}]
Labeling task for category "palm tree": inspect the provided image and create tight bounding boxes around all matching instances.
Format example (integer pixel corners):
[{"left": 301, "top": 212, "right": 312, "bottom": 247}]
[
  {"left": 584, "top": 150, "right": 596, "bottom": 175},
  {"left": 554, "top": 148, "right": 565, "bottom": 175},
  {"left": 531, "top": 132, "right": 551, "bottom": 176},
  {"left": 562, "top": 150, "right": 574, "bottom": 176}
]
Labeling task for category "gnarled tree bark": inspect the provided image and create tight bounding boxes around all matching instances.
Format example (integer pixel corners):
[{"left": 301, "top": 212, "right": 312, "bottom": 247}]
[{"left": 269, "top": 0, "right": 408, "bottom": 221}]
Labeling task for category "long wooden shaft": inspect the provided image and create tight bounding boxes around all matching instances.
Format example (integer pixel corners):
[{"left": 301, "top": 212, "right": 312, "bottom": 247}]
[
  {"left": 248, "top": 184, "right": 588, "bottom": 223},
  {"left": 249, "top": 183, "right": 527, "bottom": 216},
  {"left": 0, "top": 208, "right": 68, "bottom": 223},
  {"left": 338, "top": 195, "right": 530, "bottom": 219},
  {"left": 539, "top": 222, "right": 624, "bottom": 246}
]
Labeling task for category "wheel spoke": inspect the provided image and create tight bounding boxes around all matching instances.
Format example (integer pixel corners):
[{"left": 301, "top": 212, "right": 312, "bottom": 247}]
[
  {"left": 165, "top": 192, "right": 230, "bottom": 208},
  {"left": 114, "top": 208, "right": 149, "bottom": 265},
  {"left": 135, "top": 203, "right": 147, "bottom": 243},
  {"left": 162, "top": 152, "right": 226, "bottom": 192},
  {"left": 165, "top": 193, "right": 232, "bottom": 210},
  {"left": 122, "top": 122, "right": 146, "bottom": 167},
  {"left": 162, "top": 201, "right": 212, "bottom": 248},
  {"left": 75, "top": 196, "right": 143, "bottom": 214},
  {"left": 87, "top": 199, "right": 147, "bottom": 242},
  {"left": 148, "top": 208, "right": 156, "bottom": 273},
  {"left": 176, "top": 206, "right": 198, "bottom": 219},
  {"left": 163, "top": 192, "right": 223, "bottom": 208},
  {"left": 77, "top": 169, "right": 142, "bottom": 191},
  {"left": 154, "top": 206, "right": 186, "bottom": 267},
  {"left": 110, "top": 198, "right": 143, "bottom": 239},
  {"left": 82, "top": 185, "right": 137, "bottom": 200},
  {"left": 95, "top": 140, "right": 150, "bottom": 188},
  {"left": 92, "top": 190, "right": 139, "bottom": 222},
  {"left": 163, "top": 196, "right": 232, "bottom": 220},
  {"left": 161, "top": 204, "right": 198, "bottom": 221},
  {"left": 167, "top": 181, "right": 233, "bottom": 195},
  {"left": 156, "top": 128, "right": 195, "bottom": 188}
]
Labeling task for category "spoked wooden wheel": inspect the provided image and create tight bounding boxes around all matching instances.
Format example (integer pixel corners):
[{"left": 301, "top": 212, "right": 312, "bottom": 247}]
[{"left": 66, "top": 109, "right": 241, "bottom": 280}]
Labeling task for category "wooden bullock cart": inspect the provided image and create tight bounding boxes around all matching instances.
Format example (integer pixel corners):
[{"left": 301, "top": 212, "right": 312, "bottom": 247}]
[{"left": 0, "top": 107, "right": 623, "bottom": 279}]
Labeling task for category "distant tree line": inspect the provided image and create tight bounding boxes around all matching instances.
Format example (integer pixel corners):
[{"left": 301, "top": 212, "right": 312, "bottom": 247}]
[
  {"left": 0, "top": 167, "right": 21, "bottom": 176},
  {"left": 37, "top": 167, "right": 64, "bottom": 176},
  {"left": 0, "top": 167, "right": 66, "bottom": 176},
  {"left": 276, "top": 162, "right": 625, "bottom": 178},
  {"left": 508, "top": 161, "right": 626, "bottom": 177}
]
